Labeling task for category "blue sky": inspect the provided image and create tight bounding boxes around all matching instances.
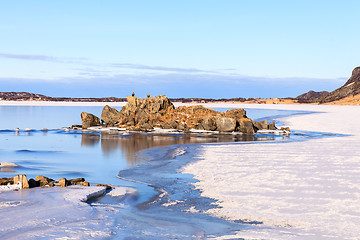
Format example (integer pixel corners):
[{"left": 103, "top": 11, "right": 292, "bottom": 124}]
[{"left": 0, "top": 1, "right": 359, "bottom": 98}]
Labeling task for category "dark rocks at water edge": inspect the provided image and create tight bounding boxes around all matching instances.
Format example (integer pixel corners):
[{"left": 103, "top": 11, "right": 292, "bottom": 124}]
[
  {"left": 81, "top": 95, "right": 281, "bottom": 134},
  {"left": 0, "top": 174, "right": 90, "bottom": 189}
]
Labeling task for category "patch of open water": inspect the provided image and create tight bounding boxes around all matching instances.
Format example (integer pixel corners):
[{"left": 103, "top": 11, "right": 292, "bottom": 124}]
[{"left": 0, "top": 105, "right": 342, "bottom": 238}]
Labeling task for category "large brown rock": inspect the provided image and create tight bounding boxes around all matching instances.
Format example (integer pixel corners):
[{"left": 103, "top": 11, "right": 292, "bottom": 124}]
[
  {"left": 14, "top": 174, "right": 29, "bottom": 189},
  {"left": 216, "top": 116, "right": 237, "bottom": 132},
  {"left": 101, "top": 105, "right": 123, "bottom": 126},
  {"left": 81, "top": 112, "right": 100, "bottom": 129},
  {"left": 237, "top": 118, "right": 255, "bottom": 134}
]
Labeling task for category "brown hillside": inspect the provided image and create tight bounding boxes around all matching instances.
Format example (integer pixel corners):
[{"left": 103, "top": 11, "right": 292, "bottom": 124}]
[{"left": 319, "top": 67, "right": 360, "bottom": 103}]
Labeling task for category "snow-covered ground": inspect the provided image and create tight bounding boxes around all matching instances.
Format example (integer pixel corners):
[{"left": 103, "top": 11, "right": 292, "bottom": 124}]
[
  {"left": 2, "top": 102, "right": 359, "bottom": 239},
  {"left": 0, "top": 185, "right": 137, "bottom": 239},
  {"left": 182, "top": 104, "right": 360, "bottom": 239}
]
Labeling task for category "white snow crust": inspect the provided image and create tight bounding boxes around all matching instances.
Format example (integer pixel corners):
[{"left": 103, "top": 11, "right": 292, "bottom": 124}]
[
  {"left": 0, "top": 182, "right": 22, "bottom": 191},
  {"left": 0, "top": 185, "right": 136, "bottom": 239},
  {"left": 63, "top": 186, "right": 106, "bottom": 204},
  {"left": 182, "top": 104, "right": 360, "bottom": 239}
]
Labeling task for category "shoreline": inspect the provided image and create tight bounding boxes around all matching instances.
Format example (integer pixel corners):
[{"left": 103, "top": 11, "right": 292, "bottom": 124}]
[
  {"left": 0, "top": 100, "right": 127, "bottom": 106},
  {"left": 2, "top": 104, "right": 359, "bottom": 238},
  {"left": 1, "top": 100, "right": 360, "bottom": 107},
  {"left": 114, "top": 108, "right": 331, "bottom": 238},
  {"left": 182, "top": 104, "right": 360, "bottom": 239}
]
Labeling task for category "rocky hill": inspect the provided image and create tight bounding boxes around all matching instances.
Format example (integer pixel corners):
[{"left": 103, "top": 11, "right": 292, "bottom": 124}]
[
  {"left": 0, "top": 92, "right": 127, "bottom": 102},
  {"left": 318, "top": 66, "right": 360, "bottom": 103},
  {"left": 296, "top": 90, "right": 329, "bottom": 103},
  {"left": 0, "top": 92, "right": 49, "bottom": 101}
]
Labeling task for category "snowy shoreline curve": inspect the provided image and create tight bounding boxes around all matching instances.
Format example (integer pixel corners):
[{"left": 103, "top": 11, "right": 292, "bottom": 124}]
[{"left": 182, "top": 104, "right": 360, "bottom": 239}]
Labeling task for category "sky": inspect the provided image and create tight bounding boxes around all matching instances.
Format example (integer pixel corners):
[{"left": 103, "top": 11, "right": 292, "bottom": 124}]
[{"left": 0, "top": 1, "right": 359, "bottom": 98}]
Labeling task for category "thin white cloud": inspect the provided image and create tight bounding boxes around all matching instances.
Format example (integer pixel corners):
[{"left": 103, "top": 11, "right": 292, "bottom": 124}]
[
  {"left": 110, "top": 63, "right": 216, "bottom": 74},
  {"left": 0, "top": 52, "right": 217, "bottom": 75},
  {"left": 0, "top": 53, "right": 59, "bottom": 62}
]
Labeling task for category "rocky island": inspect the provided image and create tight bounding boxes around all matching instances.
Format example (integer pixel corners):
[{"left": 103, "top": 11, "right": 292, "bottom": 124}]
[{"left": 81, "top": 95, "right": 279, "bottom": 134}]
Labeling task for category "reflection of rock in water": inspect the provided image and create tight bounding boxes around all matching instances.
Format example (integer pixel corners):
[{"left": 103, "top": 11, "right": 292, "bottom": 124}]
[
  {"left": 81, "top": 132, "right": 259, "bottom": 166},
  {"left": 81, "top": 134, "right": 100, "bottom": 147},
  {"left": 100, "top": 134, "right": 122, "bottom": 154},
  {"left": 1, "top": 167, "right": 15, "bottom": 173},
  {"left": 94, "top": 133, "right": 256, "bottom": 166}
]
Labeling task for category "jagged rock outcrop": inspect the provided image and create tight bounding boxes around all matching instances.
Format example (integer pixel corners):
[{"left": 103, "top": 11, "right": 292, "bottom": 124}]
[
  {"left": 101, "top": 95, "right": 174, "bottom": 130},
  {"left": 81, "top": 112, "right": 100, "bottom": 129},
  {"left": 101, "top": 105, "right": 122, "bottom": 126},
  {"left": 319, "top": 66, "right": 360, "bottom": 103},
  {"left": 96, "top": 95, "right": 276, "bottom": 134}
]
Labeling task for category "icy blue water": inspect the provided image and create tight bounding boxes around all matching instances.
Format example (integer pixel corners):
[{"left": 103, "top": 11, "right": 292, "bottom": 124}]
[
  {"left": 0, "top": 105, "right": 313, "bottom": 239},
  {"left": 0, "top": 105, "right": 312, "bottom": 185}
]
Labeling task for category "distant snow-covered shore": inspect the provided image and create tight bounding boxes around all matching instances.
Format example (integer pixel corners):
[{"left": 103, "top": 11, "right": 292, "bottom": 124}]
[{"left": 0, "top": 100, "right": 127, "bottom": 107}]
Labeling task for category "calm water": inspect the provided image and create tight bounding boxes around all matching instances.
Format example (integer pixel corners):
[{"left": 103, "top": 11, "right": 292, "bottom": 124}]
[
  {"left": 0, "top": 105, "right": 313, "bottom": 239},
  {"left": 0, "top": 105, "right": 304, "bottom": 183}
]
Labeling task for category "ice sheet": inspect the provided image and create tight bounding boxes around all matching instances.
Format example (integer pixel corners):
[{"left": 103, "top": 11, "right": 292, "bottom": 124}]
[
  {"left": 182, "top": 104, "right": 360, "bottom": 239},
  {"left": 0, "top": 185, "right": 135, "bottom": 239}
]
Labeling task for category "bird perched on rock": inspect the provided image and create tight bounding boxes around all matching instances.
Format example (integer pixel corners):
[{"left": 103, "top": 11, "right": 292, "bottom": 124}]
[
  {"left": 147, "top": 94, "right": 150, "bottom": 98},
  {"left": 132, "top": 92, "right": 135, "bottom": 96}
]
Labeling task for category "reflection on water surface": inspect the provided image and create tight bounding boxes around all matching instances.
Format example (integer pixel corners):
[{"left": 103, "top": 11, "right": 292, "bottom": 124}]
[
  {"left": 81, "top": 131, "right": 286, "bottom": 166},
  {"left": 1, "top": 129, "right": 286, "bottom": 184}
]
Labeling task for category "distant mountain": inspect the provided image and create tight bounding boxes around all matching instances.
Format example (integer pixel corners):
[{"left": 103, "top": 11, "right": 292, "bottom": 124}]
[
  {"left": 0, "top": 92, "right": 48, "bottom": 100},
  {"left": 0, "top": 92, "right": 126, "bottom": 102},
  {"left": 318, "top": 67, "right": 360, "bottom": 103},
  {"left": 296, "top": 90, "right": 329, "bottom": 102},
  {"left": 0, "top": 92, "right": 248, "bottom": 103}
]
